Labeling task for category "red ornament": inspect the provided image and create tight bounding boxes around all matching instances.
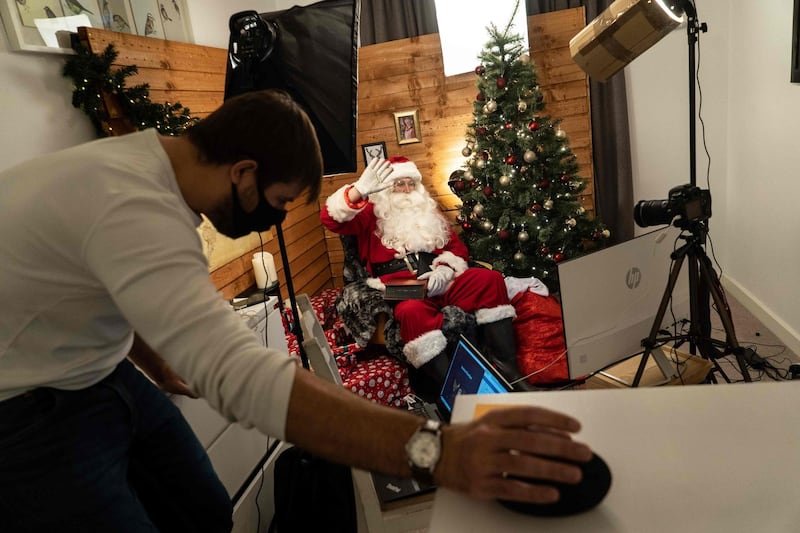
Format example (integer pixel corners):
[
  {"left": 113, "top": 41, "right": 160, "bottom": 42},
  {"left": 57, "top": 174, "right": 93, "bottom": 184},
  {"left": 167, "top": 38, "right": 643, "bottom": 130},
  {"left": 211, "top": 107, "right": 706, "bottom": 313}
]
[
  {"left": 461, "top": 222, "right": 472, "bottom": 231},
  {"left": 560, "top": 174, "right": 570, "bottom": 183},
  {"left": 504, "top": 122, "right": 513, "bottom": 130},
  {"left": 554, "top": 252, "right": 565, "bottom": 262},
  {"left": 481, "top": 151, "right": 490, "bottom": 160},
  {"left": 476, "top": 126, "right": 488, "bottom": 135},
  {"left": 539, "top": 245, "right": 550, "bottom": 255},
  {"left": 593, "top": 230, "right": 603, "bottom": 239},
  {"left": 483, "top": 186, "right": 493, "bottom": 197},
  {"left": 476, "top": 92, "right": 486, "bottom": 102},
  {"left": 504, "top": 155, "right": 516, "bottom": 165},
  {"left": 531, "top": 203, "right": 542, "bottom": 212},
  {"left": 454, "top": 180, "right": 466, "bottom": 192},
  {"left": 475, "top": 65, "right": 485, "bottom": 76},
  {"left": 496, "top": 76, "right": 507, "bottom": 89},
  {"left": 539, "top": 179, "right": 551, "bottom": 189},
  {"left": 498, "top": 229, "right": 511, "bottom": 240},
  {"left": 528, "top": 120, "right": 539, "bottom": 131}
]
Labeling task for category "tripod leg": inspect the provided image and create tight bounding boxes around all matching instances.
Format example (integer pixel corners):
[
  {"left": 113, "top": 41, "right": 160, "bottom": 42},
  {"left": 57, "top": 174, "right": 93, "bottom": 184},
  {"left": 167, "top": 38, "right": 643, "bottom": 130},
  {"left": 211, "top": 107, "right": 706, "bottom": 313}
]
[
  {"left": 697, "top": 255, "right": 752, "bottom": 382},
  {"left": 632, "top": 251, "right": 686, "bottom": 387}
]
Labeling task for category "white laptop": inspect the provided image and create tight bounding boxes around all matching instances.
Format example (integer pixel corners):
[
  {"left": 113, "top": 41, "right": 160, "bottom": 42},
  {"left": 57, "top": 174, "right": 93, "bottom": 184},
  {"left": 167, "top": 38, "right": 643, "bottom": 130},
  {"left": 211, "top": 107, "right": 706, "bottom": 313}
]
[{"left": 557, "top": 225, "right": 690, "bottom": 382}]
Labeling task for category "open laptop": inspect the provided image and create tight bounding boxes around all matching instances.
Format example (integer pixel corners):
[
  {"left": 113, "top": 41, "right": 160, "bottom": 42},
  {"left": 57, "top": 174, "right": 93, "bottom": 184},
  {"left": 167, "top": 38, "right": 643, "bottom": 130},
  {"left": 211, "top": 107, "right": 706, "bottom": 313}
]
[
  {"left": 556, "top": 225, "right": 690, "bottom": 384},
  {"left": 407, "top": 335, "right": 513, "bottom": 423},
  {"left": 371, "top": 335, "right": 513, "bottom": 506}
]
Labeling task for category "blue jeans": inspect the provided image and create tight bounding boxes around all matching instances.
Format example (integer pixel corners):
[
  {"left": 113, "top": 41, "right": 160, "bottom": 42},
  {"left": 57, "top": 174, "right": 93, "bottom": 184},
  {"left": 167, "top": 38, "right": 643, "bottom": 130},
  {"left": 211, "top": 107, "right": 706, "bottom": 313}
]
[{"left": 0, "top": 360, "right": 232, "bottom": 532}]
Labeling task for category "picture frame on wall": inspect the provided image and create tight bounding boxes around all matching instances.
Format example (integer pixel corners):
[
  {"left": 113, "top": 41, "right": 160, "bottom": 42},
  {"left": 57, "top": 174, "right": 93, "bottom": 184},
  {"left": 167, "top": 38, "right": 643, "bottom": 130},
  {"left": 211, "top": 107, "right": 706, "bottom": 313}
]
[
  {"left": 394, "top": 110, "right": 421, "bottom": 145},
  {"left": 0, "top": 0, "right": 90, "bottom": 53},
  {"left": 361, "top": 141, "right": 387, "bottom": 166},
  {"left": 129, "top": 0, "right": 163, "bottom": 39}
]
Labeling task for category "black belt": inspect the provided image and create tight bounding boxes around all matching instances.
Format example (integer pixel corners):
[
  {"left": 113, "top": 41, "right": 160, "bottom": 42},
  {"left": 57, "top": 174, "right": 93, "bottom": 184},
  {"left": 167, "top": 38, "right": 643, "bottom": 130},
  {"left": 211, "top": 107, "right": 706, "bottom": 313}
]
[{"left": 372, "top": 252, "right": 435, "bottom": 277}]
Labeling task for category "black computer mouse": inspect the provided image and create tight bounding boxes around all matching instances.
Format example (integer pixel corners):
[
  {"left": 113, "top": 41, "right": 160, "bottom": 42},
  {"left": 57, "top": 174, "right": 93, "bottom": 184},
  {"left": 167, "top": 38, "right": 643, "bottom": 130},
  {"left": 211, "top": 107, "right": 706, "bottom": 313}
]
[{"left": 498, "top": 453, "right": 612, "bottom": 517}]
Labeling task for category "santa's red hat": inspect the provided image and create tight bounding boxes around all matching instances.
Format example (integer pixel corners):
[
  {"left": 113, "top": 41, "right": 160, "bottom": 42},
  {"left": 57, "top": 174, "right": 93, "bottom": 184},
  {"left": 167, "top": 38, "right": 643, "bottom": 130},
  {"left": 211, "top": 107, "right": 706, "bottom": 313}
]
[{"left": 387, "top": 156, "right": 422, "bottom": 182}]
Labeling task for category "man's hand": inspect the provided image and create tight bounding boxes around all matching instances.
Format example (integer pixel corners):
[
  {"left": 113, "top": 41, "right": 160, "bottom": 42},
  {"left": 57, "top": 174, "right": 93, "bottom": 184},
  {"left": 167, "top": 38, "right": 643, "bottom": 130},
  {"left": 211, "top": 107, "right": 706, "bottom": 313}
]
[
  {"left": 418, "top": 266, "right": 455, "bottom": 297},
  {"left": 437, "top": 406, "right": 593, "bottom": 503},
  {"left": 353, "top": 158, "right": 394, "bottom": 197}
]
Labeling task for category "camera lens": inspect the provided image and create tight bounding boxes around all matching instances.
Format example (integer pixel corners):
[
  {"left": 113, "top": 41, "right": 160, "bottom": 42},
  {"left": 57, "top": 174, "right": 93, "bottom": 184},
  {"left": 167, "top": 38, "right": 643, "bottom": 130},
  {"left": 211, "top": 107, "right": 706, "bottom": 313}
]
[{"left": 634, "top": 199, "right": 673, "bottom": 227}]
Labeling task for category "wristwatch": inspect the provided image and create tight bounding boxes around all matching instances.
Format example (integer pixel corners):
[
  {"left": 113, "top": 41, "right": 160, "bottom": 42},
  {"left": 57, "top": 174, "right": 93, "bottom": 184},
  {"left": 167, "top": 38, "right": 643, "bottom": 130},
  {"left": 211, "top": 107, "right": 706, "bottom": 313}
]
[{"left": 405, "top": 419, "right": 442, "bottom": 485}]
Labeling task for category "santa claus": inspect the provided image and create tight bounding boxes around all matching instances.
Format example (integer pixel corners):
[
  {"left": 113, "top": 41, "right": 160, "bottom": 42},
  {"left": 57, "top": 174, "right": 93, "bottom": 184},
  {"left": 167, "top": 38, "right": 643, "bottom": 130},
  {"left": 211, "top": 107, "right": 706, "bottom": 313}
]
[{"left": 321, "top": 156, "right": 527, "bottom": 389}]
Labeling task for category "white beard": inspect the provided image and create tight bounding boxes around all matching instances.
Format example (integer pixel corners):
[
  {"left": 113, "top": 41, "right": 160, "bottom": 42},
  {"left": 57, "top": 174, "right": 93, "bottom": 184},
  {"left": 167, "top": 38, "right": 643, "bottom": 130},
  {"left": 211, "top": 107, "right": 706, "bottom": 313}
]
[{"left": 372, "top": 188, "right": 451, "bottom": 255}]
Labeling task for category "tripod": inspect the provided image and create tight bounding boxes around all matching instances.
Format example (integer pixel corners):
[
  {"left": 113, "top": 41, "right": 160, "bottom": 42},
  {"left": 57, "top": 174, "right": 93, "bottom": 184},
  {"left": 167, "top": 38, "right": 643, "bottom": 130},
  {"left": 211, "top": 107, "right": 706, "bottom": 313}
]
[
  {"left": 629, "top": 2, "right": 752, "bottom": 386},
  {"left": 631, "top": 219, "right": 752, "bottom": 386}
]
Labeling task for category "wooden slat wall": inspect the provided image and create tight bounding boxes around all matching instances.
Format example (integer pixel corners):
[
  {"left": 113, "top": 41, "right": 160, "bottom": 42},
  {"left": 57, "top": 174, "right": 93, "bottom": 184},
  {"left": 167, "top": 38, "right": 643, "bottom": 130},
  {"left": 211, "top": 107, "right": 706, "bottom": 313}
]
[
  {"left": 78, "top": 7, "right": 591, "bottom": 299},
  {"left": 322, "top": 8, "right": 593, "bottom": 287},
  {"left": 77, "top": 27, "right": 334, "bottom": 299}
]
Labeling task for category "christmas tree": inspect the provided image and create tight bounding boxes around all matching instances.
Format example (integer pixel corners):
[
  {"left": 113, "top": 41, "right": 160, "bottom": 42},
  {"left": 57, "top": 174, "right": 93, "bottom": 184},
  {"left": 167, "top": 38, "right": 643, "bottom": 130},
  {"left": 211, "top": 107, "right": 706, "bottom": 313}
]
[{"left": 451, "top": 9, "right": 610, "bottom": 291}]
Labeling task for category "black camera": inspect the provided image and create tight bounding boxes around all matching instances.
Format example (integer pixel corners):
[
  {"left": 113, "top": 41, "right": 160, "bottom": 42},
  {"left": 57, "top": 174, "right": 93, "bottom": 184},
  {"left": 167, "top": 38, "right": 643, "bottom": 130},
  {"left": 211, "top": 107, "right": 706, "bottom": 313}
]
[{"left": 634, "top": 184, "right": 712, "bottom": 228}]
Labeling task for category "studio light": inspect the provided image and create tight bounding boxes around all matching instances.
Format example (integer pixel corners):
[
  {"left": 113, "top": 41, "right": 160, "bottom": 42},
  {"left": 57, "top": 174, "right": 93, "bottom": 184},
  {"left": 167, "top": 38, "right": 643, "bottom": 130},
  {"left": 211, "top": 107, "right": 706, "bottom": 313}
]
[{"left": 569, "top": 0, "right": 686, "bottom": 82}]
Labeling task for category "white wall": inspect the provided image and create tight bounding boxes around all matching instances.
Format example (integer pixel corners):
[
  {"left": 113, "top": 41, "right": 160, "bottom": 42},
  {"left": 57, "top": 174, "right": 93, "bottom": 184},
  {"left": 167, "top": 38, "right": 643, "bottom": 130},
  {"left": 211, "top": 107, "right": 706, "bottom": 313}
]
[
  {"left": 626, "top": 1, "right": 800, "bottom": 354},
  {"left": 2, "top": 0, "right": 798, "bottom": 351}
]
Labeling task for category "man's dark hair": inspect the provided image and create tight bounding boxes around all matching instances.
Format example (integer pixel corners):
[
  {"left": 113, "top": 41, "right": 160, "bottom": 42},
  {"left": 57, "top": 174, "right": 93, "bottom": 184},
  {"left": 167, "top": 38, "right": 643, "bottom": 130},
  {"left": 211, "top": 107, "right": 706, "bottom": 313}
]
[{"left": 186, "top": 89, "right": 323, "bottom": 203}]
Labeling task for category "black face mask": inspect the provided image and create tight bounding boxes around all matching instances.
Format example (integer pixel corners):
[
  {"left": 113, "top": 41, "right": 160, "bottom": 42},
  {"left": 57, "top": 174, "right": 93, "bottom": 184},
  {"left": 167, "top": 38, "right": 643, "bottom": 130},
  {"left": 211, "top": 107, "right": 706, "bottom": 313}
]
[{"left": 225, "top": 183, "right": 287, "bottom": 239}]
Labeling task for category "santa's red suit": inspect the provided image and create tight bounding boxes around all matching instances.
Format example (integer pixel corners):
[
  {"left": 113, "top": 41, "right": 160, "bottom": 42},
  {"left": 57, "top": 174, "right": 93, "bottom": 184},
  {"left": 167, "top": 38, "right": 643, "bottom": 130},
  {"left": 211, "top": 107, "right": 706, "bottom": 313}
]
[{"left": 321, "top": 158, "right": 514, "bottom": 369}]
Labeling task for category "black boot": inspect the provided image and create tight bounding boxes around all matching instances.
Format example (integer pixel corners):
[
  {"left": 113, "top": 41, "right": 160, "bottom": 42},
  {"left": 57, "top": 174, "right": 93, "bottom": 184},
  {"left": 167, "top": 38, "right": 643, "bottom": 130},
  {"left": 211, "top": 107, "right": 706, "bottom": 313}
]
[
  {"left": 480, "top": 318, "right": 538, "bottom": 392},
  {"left": 410, "top": 352, "right": 451, "bottom": 403}
]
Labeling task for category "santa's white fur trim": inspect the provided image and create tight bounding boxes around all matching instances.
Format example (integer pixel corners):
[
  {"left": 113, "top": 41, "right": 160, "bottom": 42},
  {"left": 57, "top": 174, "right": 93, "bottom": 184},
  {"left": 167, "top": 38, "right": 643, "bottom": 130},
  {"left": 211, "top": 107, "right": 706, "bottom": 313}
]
[
  {"left": 389, "top": 159, "right": 422, "bottom": 183},
  {"left": 403, "top": 329, "right": 447, "bottom": 368},
  {"left": 475, "top": 304, "right": 516, "bottom": 325},
  {"left": 325, "top": 185, "right": 363, "bottom": 222},
  {"left": 432, "top": 251, "right": 469, "bottom": 277},
  {"left": 365, "top": 277, "right": 386, "bottom": 291}
]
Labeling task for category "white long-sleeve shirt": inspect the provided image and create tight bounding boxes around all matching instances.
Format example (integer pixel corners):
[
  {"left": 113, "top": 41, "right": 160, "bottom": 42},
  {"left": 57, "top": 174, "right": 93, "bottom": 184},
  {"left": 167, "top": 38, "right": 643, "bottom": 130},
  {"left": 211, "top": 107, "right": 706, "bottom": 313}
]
[{"left": 0, "top": 129, "right": 296, "bottom": 439}]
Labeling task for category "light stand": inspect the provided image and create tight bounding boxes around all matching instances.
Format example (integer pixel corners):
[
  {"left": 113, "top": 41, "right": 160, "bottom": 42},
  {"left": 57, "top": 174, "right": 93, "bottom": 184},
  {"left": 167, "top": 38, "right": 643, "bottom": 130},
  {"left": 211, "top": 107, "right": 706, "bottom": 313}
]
[
  {"left": 226, "top": 12, "right": 309, "bottom": 370},
  {"left": 631, "top": 2, "right": 751, "bottom": 386}
]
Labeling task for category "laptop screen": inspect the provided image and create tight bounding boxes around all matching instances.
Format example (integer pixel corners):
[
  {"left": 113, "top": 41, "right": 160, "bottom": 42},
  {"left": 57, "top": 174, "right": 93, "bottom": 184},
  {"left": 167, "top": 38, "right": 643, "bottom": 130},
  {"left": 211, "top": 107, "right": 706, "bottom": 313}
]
[{"left": 437, "top": 336, "right": 511, "bottom": 418}]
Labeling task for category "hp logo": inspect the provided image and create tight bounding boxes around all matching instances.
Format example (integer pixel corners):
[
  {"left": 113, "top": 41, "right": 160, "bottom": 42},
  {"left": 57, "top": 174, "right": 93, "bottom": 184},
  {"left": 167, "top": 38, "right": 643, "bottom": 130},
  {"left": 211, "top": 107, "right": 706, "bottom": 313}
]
[{"left": 626, "top": 267, "right": 642, "bottom": 289}]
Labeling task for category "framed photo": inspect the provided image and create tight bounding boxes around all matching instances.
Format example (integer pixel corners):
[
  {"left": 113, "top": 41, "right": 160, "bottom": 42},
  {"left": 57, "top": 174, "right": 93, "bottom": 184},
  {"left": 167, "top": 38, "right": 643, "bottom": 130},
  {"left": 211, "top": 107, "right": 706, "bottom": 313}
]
[
  {"left": 0, "top": 0, "right": 82, "bottom": 53},
  {"left": 361, "top": 141, "right": 387, "bottom": 166},
  {"left": 394, "top": 109, "right": 421, "bottom": 145}
]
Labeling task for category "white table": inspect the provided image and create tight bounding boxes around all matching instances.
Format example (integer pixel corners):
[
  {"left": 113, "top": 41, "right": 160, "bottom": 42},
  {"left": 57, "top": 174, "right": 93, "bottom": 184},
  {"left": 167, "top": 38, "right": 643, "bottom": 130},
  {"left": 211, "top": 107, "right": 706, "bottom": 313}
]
[{"left": 430, "top": 382, "right": 800, "bottom": 532}]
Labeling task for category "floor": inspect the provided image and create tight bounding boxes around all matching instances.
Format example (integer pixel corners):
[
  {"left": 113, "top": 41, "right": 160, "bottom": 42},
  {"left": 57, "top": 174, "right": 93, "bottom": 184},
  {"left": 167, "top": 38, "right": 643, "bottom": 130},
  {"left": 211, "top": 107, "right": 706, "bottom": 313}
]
[{"left": 707, "top": 289, "right": 799, "bottom": 383}]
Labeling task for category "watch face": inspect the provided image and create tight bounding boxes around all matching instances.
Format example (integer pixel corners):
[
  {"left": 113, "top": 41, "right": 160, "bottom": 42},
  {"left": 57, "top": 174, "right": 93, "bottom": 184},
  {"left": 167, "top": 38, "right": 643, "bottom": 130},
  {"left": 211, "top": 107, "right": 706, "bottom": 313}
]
[{"left": 409, "top": 431, "right": 440, "bottom": 468}]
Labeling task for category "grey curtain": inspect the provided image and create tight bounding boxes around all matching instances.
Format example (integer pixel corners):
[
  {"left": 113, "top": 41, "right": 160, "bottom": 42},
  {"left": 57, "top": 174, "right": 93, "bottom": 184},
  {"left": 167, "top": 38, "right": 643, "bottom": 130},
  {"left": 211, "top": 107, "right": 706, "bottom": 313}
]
[
  {"left": 359, "top": 0, "right": 438, "bottom": 45},
  {"left": 359, "top": 0, "right": 634, "bottom": 243}
]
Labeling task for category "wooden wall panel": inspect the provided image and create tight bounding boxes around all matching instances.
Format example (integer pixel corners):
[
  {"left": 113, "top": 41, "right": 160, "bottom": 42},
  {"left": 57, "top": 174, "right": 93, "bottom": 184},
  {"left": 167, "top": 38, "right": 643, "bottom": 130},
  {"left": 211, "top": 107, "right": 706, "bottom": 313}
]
[
  {"left": 79, "top": 6, "right": 593, "bottom": 299},
  {"left": 323, "top": 8, "right": 594, "bottom": 284}
]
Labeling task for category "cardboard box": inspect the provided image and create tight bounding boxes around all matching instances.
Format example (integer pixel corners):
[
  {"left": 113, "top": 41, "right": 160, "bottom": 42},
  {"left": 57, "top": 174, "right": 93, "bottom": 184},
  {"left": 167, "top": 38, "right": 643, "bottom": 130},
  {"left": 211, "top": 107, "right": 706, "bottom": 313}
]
[
  {"left": 569, "top": 0, "right": 683, "bottom": 81},
  {"left": 586, "top": 347, "right": 713, "bottom": 389}
]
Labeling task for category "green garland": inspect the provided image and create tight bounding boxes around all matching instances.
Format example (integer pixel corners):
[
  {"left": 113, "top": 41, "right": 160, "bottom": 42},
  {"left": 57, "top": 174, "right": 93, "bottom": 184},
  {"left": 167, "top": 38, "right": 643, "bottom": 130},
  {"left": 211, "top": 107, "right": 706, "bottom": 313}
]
[{"left": 63, "top": 42, "right": 199, "bottom": 137}]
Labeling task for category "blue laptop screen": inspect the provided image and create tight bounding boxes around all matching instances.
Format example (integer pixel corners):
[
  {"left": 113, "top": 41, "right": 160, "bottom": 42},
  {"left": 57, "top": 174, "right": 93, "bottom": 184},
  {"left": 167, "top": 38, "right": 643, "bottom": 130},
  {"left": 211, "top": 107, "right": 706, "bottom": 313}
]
[{"left": 438, "top": 338, "right": 509, "bottom": 416}]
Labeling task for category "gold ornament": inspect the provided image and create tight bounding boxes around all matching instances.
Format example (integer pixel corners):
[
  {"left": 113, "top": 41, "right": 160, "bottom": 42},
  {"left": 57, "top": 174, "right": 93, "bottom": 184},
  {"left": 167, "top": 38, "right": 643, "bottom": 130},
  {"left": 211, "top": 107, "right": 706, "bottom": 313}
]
[
  {"left": 486, "top": 100, "right": 497, "bottom": 113},
  {"left": 473, "top": 203, "right": 484, "bottom": 216},
  {"left": 524, "top": 150, "right": 537, "bottom": 163},
  {"left": 462, "top": 146, "right": 472, "bottom": 157},
  {"left": 499, "top": 175, "right": 510, "bottom": 187}
]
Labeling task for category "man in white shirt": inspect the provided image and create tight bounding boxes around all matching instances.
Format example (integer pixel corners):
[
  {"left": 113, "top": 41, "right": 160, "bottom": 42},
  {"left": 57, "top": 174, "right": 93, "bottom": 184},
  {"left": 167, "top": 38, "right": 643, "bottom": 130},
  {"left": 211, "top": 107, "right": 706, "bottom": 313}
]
[{"left": 0, "top": 89, "right": 594, "bottom": 531}]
